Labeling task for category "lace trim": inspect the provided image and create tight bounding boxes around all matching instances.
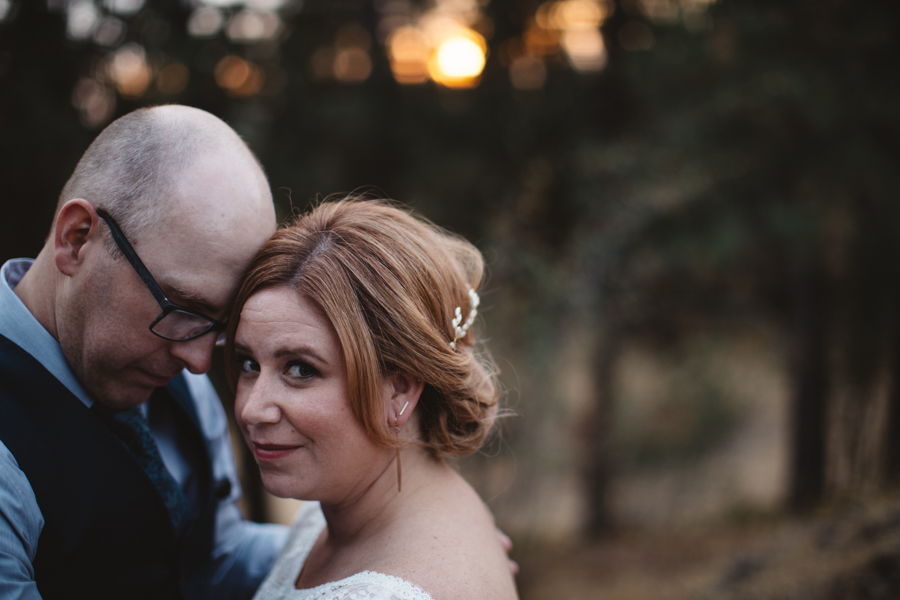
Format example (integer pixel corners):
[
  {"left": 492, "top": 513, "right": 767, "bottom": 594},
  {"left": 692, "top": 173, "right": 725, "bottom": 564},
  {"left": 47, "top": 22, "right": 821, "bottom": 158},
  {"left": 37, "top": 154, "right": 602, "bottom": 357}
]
[
  {"left": 299, "top": 571, "right": 433, "bottom": 600},
  {"left": 253, "top": 502, "right": 434, "bottom": 600}
]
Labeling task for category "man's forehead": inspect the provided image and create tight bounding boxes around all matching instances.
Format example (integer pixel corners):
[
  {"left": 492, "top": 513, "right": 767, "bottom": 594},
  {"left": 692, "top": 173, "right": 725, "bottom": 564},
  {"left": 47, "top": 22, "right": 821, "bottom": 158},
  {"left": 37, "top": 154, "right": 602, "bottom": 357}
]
[
  {"left": 125, "top": 150, "right": 276, "bottom": 315},
  {"left": 153, "top": 256, "right": 242, "bottom": 309}
]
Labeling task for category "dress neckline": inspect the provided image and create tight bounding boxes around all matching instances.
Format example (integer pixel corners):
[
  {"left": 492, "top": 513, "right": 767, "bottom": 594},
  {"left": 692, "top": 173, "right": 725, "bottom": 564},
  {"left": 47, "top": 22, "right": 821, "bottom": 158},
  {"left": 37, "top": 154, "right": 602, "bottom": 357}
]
[{"left": 273, "top": 502, "right": 433, "bottom": 600}]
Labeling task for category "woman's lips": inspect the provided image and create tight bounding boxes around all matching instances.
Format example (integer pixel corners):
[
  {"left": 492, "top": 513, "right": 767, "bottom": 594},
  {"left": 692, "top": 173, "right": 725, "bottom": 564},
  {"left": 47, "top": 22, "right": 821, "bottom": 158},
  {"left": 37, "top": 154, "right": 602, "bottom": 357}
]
[{"left": 253, "top": 443, "right": 301, "bottom": 461}]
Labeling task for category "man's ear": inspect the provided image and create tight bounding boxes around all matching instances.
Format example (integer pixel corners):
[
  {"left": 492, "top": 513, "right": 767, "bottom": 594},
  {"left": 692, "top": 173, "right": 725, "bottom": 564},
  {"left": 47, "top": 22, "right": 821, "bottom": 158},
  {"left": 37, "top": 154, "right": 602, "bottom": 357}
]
[
  {"left": 54, "top": 199, "right": 102, "bottom": 277},
  {"left": 388, "top": 372, "right": 425, "bottom": 427}
]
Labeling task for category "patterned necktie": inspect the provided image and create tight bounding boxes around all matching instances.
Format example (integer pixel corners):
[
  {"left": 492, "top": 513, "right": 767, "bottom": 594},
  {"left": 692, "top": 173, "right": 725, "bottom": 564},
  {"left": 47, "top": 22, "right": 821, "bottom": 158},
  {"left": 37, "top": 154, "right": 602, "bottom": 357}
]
[{"left": 92, "top": 403, "right": 189, "bottom": 539}]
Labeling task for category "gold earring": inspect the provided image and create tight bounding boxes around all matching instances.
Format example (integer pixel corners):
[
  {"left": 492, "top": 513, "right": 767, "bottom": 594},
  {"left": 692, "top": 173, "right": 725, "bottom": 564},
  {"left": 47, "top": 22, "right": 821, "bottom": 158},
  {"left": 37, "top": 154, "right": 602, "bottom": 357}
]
[
  {"left": 395, "top": 402, "right": 409, "bottom": 492},
  {"left": 394, "top": 421, "right": 403, "bottom": 493}
]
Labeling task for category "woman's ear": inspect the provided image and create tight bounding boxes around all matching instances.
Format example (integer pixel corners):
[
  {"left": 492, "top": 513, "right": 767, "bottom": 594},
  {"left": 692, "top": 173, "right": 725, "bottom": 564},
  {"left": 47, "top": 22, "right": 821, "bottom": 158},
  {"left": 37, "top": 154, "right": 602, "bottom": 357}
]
[
  {"left": 388, "top": 372, "right": 425, "bottom": 427},
  {"left": 54, "top": 199, "right": 101, "bottom": 277}
]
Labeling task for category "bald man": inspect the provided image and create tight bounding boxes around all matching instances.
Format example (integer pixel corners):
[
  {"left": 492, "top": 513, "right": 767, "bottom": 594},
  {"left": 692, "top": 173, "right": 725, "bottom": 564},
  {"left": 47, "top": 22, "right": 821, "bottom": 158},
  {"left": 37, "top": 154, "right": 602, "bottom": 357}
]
[{"left": 0, "top": 106, "right": 288, "bottom": 600}]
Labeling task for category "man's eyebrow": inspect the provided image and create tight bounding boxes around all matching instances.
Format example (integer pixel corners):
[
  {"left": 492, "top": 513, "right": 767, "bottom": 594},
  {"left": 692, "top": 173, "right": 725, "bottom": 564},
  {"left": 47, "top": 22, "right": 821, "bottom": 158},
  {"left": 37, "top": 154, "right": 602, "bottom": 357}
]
[{"left": 165, "top": 284, "right": 217, "bottom": 315}]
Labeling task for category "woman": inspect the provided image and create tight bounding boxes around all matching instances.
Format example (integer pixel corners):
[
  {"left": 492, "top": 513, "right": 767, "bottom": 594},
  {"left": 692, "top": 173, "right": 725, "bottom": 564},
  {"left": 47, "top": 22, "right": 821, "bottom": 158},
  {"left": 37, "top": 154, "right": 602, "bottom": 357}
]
[{"left": 226, "top": 199, "right": 518, "bottom": 600}]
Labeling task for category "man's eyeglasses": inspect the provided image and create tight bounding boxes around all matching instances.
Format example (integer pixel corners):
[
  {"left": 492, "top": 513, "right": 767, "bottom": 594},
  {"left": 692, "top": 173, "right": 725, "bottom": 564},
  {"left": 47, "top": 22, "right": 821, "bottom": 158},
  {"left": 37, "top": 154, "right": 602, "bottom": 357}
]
[{"left": 95, "top": 209, "right": 226, "bottom": 343}]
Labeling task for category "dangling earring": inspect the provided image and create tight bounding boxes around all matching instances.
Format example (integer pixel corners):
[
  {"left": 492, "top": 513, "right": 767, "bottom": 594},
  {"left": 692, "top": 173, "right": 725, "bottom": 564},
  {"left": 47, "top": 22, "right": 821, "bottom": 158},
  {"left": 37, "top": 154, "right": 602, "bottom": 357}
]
[
  {"left": 395, "top": 432, "right": 402, "bottom": 492},
  {"left": 395, "top": 401, "right": 410, "bottom": 492}
]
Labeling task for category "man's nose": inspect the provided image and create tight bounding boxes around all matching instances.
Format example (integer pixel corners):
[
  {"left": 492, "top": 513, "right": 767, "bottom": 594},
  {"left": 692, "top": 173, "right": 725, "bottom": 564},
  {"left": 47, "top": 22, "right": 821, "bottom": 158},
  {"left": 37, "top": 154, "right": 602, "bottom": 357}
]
[{"left": 168, "top": 332, "right": 217, "bottom": 374}]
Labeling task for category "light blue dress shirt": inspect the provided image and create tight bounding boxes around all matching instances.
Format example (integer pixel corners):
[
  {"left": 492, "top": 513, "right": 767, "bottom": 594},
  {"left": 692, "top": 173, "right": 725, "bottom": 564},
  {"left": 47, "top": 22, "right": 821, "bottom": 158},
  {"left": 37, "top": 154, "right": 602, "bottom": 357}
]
[{"left": 0, "top": 258, "right": 288, "bottom": 600}]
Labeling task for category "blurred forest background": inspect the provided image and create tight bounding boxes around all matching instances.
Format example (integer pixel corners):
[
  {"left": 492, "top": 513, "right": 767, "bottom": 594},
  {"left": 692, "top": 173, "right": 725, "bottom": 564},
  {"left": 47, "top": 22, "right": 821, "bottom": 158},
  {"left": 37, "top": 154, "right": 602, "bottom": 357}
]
[{"left": 2, "top": 0, "right": 900, "bottom": 597}]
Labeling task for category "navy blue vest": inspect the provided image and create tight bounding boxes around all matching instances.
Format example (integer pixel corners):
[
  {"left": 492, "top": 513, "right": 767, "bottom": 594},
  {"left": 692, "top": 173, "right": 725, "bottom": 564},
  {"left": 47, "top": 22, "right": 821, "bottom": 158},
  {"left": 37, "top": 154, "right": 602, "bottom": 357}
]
[{"left": 0, "top": 334, "right": 218, "bottom": 600}]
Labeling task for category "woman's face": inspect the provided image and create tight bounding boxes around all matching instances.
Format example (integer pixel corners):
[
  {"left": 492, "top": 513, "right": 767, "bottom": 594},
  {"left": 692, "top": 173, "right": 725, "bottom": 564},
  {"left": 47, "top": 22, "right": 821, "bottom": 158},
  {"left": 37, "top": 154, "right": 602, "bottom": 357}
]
[{"left": 233, "top": 285, "right": 388, "bottom": 504}]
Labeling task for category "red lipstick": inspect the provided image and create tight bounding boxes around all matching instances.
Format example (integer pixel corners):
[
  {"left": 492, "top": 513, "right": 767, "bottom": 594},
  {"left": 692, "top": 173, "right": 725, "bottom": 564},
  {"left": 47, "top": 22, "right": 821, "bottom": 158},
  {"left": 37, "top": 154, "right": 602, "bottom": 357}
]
[{"left": 253, "top": 443, "right": 300, "bottom": 461}]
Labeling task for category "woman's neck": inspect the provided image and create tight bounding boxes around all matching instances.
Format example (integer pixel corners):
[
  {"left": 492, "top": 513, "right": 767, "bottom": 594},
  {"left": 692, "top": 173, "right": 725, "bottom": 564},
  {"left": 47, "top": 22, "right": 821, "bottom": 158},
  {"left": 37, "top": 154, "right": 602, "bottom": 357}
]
[
  {"left": 319, "top": 447, "right": 448, "bottom": 545},
  {"left": 294, "top": 450, "right": 475, "bottom": 591}
]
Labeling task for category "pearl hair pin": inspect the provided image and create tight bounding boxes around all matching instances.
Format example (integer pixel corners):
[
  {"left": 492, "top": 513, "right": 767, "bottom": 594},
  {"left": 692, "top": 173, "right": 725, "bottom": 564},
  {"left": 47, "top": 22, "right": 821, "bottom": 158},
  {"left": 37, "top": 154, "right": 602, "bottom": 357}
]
[{"left": 449, "top": 289, "right": 480, "bottom": 351}]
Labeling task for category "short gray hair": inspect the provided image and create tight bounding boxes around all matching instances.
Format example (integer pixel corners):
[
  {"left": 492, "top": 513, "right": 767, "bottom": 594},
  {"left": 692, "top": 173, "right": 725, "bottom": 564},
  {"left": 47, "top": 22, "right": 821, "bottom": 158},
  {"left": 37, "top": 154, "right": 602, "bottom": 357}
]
[{"left": 57, "top": 105, "right": 259, "bottom": 244}]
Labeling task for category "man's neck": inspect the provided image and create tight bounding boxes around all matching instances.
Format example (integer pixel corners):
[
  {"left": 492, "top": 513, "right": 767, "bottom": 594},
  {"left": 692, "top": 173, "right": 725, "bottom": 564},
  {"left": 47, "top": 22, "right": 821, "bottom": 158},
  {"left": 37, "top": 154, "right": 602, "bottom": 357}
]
[{"left": 13, "top": 248, "right": 60, "bottom": 340}]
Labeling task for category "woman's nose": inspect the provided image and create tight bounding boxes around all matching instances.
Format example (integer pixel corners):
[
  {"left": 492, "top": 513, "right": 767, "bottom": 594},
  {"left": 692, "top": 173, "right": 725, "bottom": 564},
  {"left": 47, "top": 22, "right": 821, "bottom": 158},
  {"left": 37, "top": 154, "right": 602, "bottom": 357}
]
[{"left": 236, "top": 376, "right": 281, "bottom": 427}]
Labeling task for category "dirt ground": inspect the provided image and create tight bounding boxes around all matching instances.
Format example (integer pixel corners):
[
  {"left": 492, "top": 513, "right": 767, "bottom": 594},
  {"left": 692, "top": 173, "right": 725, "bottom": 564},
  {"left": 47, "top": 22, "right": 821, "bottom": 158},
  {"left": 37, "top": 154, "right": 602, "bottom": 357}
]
[{"left": 513, "top": 495, "right": 900, "bottom": 600}]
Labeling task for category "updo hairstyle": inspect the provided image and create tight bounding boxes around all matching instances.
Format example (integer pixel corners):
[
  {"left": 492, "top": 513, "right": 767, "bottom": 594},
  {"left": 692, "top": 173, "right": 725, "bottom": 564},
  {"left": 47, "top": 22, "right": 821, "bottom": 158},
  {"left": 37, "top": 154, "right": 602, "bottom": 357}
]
[{"left": 226, "top": 199, "right": 499, "bottom": 457}]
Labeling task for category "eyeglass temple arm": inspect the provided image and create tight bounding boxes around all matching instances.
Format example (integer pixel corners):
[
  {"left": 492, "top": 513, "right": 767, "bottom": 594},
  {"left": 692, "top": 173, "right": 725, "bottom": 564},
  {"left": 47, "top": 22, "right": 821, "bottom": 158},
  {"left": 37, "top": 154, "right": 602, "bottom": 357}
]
[{"left": 95, "top": 209, "right": 170, "bottom": 307}]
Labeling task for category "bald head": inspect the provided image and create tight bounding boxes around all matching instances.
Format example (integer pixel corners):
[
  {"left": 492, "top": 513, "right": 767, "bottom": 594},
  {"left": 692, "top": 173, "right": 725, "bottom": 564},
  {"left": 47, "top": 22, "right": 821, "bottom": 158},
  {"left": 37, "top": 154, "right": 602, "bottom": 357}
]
[
  {"left": 14, "top": 106, "right": 278, "bottom": 408},
  {"left": 58, "top": 105, "right": 272, "bottom": 241}
]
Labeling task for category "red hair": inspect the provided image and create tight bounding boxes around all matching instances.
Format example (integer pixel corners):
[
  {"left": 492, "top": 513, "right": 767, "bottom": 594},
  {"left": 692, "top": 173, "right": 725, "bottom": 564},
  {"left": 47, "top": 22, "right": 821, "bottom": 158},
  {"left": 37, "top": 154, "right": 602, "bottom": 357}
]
[{"left": 227, "top": 199, "right": 499, "bottom": 456}]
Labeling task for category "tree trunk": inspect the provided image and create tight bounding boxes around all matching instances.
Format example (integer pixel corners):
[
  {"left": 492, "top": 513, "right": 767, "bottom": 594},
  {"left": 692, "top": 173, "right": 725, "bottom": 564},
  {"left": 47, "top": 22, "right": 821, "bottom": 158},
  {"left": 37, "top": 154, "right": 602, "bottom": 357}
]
[
  {"left": 584, "top": 327, "right": 618, "bottom": 537},
  {"left": 787, "top": 259, "right": 829, "bottom": 512},
  {"left": 884, "top": 321, "right": 900, "bottom": 487}
]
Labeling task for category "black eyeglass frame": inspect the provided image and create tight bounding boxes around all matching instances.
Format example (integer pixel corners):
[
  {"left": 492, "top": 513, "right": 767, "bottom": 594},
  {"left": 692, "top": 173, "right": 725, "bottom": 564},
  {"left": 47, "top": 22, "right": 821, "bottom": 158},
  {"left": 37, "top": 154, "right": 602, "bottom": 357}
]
[{"left": 95, "top": 208, "right": 226, "bottom": 342}]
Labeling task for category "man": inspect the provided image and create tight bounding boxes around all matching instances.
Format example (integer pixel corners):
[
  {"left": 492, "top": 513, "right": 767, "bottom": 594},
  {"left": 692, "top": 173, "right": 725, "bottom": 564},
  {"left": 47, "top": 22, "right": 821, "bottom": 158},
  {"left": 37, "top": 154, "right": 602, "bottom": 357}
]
[{"left": 0, "top": 105, "right": 287, "bottom": 600}]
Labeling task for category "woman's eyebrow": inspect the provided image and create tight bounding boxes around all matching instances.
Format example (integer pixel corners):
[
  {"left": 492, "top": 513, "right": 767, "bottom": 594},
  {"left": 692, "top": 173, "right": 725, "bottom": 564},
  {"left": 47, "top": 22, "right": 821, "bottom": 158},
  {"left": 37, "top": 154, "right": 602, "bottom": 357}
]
[{"left": 273, "top": 346, "right": 327, "bottom": 365}]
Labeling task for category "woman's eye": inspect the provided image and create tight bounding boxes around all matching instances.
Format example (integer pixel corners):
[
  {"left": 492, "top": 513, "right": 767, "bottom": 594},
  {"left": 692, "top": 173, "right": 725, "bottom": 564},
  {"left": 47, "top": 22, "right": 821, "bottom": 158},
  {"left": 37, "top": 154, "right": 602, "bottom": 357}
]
[
  {"left": 238, "top": 356, "right": 259, "bottom": 373},
  {"left": 286, "top": 361, "right": 318, "bottom": 379}
]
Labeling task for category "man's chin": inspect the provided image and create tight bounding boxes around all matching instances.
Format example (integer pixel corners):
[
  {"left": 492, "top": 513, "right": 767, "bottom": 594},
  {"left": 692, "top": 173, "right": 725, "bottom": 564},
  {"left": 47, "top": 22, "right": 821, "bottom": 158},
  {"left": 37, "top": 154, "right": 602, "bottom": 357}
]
[
  {"left": 134, "top": 367, "right": 177, "bottom": 389},
  {"left": 95, "top": 391, "right": 154, "bottom": 410},
  {"left": 91, "top": 380, "right": 158, "bottom": 410}
]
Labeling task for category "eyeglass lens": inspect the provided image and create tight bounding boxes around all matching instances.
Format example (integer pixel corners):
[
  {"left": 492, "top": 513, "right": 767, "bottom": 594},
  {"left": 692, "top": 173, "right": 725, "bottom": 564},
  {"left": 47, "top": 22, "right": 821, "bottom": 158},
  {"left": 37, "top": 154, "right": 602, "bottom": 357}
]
[{"left": 153, "top": 310, "right": 218, "bottom": 341}]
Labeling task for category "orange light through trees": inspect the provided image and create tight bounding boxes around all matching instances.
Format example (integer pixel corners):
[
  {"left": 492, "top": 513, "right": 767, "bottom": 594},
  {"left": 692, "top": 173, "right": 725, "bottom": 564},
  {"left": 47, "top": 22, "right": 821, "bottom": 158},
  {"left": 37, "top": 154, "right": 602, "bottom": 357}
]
[
  {"left": 214, "top": 55, "right": 265, "bottom": 97},
  {"left": 107, "top": 43, "right": 151, "bottom": 99},
  {"left": 521, "top": 0, "right": 611, "bottom": 75},
  {"left": 561, "top": 27, "right": 607, "bottom": 71},
  {"left": 379, "top": 0, "right": 489, "bottom": 88},
  {"left": 156, "top": 62, "right": 190, "bottom": 95},
  {"left": 388, "top": 26, "right": 431, "bottom": 84},
  {"left": 428, "top": 31, "right": 487, "bottom": 88}
]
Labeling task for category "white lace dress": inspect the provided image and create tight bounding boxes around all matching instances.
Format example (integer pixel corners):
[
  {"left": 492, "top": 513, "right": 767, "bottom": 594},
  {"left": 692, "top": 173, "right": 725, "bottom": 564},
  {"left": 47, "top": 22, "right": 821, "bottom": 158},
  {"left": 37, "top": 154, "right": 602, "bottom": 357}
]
[{"left": 253, "top": 502, "right": 435, "bottom": 600}]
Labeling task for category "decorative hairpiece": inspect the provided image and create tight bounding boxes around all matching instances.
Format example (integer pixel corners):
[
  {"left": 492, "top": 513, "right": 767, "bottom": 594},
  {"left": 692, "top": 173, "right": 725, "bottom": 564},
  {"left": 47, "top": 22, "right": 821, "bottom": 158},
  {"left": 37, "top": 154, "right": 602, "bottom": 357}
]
[{"left": 449, "top": 288, "right": 480, "bottom": 351}]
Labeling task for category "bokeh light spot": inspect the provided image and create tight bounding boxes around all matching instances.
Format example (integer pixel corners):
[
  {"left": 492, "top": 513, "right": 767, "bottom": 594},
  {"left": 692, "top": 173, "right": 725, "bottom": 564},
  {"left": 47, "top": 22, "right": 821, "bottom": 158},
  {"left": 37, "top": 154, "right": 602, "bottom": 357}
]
[
  {"left": 226, "top": 9, "right": 281, "bottom": 43},
  {"left": 561, "top": 28, "right": 607, "bottom": 71},
  {"left": 429, "top": 31, "right": 486, "bottom": 87},
  {"left": 157, "top": 62, "right": 190, "bottom": 95},
  {"left": 0, "top": 0, "right": 15, "bottom": 23},
  {"left": 553, "top": 0, "right": 608, "bottom": 29},
  {"left": 92, "top": 17, "right": 126, "bottom": 47},
  {"left": 309, "top": 47, "right": 335, "bottom": 81},
  {"left": 334, "top": 47, "right": 372, "bottom": 83},
  {"left": 71, "top": 77, "right": 115, "bottom": 128},
  {"left": 102, "top": 0, "right": 144, "bottom": 17},
  {"left": 66, "top": 0, "right": 100, "bottom": 40},
  {"left": 387, "top": 26, "right": 431, "bottom": 84},
  {"left": 523, "top": 24, "right": 559, "bottom": 56},
  {"left": 188, "top": 7, "right": 224, "bottom": 38},
  {"left": 107, "top": 43, "right": 152, "bottom": 98},
  {"left": 509, "top": 55, "right": 546, "bottom": 90},
  {"left": 214, "top": 55, "right": 264, "bottom": 96}
]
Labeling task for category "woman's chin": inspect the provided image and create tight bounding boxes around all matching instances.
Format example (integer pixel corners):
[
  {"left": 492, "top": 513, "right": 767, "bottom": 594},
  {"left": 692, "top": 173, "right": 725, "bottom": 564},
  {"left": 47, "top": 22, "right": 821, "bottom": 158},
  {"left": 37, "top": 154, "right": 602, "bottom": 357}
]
[{"left": 260, "top": 473, "right": 314, "bottom": 501}]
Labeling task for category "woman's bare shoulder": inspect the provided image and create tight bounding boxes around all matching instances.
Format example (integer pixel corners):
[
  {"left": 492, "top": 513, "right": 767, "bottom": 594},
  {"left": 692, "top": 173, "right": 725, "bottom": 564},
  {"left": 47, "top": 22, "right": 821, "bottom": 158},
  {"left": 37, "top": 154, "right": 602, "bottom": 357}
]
[{"left": 381, "top": 472, "right": 519, "bottom": 600}]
